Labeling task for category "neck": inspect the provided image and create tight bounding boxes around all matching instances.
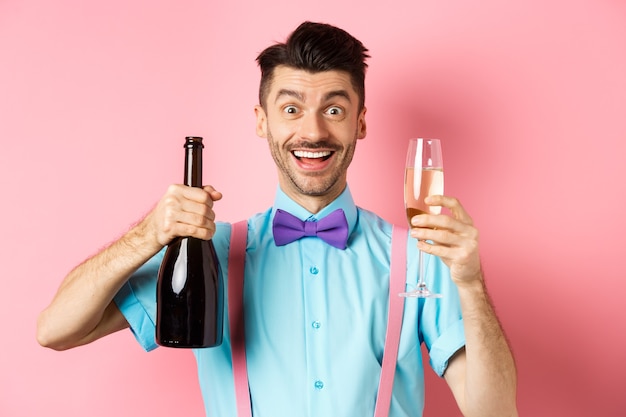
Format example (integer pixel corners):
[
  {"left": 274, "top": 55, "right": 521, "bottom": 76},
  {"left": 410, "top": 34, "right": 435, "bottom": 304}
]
[{"left": 279, "top": 183, "right": 347, "bottom": 214}]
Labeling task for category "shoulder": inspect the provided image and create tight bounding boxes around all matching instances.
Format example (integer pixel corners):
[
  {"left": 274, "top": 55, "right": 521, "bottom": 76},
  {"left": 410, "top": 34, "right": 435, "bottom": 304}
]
[
  {"left": 350, "top": 207, "right": 398, "bottom": 251},
  {"left": 355, "top": 206, "right": 396, "bottom": 237},
  {"left": 213, "top": 208, "right": 273, "bottom": 248},
  {"left": 353, "top": 207, "right": 414, "bottom": 254}
]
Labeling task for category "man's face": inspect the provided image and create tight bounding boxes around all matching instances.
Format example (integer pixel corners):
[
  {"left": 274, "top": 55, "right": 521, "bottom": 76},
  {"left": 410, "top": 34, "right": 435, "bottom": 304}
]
[{"left": 255, "top": 66, "right": 367, "bottom": 209}]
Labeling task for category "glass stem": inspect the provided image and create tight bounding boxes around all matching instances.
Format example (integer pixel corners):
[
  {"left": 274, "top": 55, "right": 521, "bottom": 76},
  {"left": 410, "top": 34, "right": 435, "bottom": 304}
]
[{"left": 417, "top": 249, "right": 425, "bottom": 289}]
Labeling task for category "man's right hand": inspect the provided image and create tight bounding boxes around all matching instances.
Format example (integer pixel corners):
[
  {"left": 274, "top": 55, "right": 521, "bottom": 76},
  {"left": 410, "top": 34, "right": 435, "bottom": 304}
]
[
  {"left": 36, "top": 184, "right": 222, "bottom": 351},
  {"left": 144, "top": 184, "right": 223, "bottom": 248}
]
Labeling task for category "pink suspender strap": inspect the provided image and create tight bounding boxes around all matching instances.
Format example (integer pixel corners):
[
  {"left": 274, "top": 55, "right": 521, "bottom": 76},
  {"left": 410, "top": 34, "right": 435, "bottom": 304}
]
[
  {"left": 228, "top": 221, "right": 407, "bottom": 417},
  {"left": 228, "top": 220, "right": 252, "bottom": 417},
  {"left": 374, "top": 226, "right": 407, "bottom": 417}
]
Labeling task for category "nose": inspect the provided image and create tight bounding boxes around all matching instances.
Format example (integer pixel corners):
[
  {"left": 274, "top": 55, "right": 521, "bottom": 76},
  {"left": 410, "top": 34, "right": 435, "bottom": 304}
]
[{"left": 298, "top": 112, "right": 329, "bottom": 142}]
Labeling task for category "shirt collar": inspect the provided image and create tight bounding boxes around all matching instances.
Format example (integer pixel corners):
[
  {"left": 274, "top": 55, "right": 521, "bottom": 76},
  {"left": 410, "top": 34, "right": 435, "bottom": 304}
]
[{"left": 271, "top": 185, "right": 358, "bottom": 238}]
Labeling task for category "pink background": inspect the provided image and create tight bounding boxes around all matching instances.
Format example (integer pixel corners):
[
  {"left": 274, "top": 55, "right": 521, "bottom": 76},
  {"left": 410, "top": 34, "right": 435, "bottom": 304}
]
[{"left": 1, "top": 1, "right": 625, "bottom": 416}]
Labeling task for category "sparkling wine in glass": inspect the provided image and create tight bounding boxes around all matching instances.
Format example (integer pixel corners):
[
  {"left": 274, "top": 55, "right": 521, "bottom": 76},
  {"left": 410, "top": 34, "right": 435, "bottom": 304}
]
[{"left": 399, "top": 138, "right": 444, "bottom": 298}]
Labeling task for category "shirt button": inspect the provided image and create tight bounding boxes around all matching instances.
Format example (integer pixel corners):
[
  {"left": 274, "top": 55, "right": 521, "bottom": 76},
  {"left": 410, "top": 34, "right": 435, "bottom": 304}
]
[
  {"left": 309, "top": 266, "right": 319, "bottom": 275},
  {"left": 314, "top": 380, "right": 324, "bottom": 390},
  {"left": 311, "top": 321, "right": 321, "bottom": 329}
]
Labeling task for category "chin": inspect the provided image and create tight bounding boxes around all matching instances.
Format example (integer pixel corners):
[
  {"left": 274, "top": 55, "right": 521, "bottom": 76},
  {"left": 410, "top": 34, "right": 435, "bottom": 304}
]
[{"left": 298, "top": 180, "right": 344, "bottom": 198}]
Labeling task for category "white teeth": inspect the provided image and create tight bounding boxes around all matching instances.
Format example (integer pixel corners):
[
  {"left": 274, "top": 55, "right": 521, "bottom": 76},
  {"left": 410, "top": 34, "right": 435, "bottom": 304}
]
[{"left": 293, "top": 150, "right": 331, "bottom": 158}]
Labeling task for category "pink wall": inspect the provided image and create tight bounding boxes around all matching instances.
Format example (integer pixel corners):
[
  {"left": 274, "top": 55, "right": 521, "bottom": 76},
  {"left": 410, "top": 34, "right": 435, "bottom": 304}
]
[{"left": 1, "top": 1, "right": 625, "bottom": 416}]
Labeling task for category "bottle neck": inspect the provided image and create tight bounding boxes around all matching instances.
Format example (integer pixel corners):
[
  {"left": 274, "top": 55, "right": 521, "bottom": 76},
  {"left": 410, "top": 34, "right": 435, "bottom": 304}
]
[{"left": 184, "top": 137, "right": 203, "bottom": 188}]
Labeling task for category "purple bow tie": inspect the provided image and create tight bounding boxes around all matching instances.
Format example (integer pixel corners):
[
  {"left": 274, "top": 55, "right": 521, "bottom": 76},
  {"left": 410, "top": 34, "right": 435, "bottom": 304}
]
[{"left": 272, "top": 208, "right": 349, "bottom": 249}]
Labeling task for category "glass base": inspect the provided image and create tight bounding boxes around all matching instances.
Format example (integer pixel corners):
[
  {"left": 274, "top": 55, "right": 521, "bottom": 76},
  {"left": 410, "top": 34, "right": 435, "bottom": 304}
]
[{"left": 399, "top": 285, "right": 442, "bottom": 299}]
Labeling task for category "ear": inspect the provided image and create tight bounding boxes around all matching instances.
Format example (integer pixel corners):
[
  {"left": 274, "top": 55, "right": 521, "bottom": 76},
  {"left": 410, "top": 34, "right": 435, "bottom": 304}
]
[
  {"left": 357, "top": 106, "right": 367, "bottom": 140},
  {"left": 254, "top": 105, "right": 268, "bottom": 138}
]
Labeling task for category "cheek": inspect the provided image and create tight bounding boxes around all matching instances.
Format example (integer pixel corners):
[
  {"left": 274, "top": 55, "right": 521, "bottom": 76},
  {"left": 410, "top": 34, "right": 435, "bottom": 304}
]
[{"left": 267, "top": 118, "right": 296, "bottom": 140}]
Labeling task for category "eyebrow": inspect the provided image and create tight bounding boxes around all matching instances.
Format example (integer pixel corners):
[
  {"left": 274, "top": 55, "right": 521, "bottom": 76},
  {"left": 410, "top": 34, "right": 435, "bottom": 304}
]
[
  {"left": 324, "top": 90, "right": 352, "bottom": 103},
  {"left": 274, "top": 89, "right": 353, "bottom": 104},
  {"left": 275, "top": 89, "right": 304, "bottom": 103}
]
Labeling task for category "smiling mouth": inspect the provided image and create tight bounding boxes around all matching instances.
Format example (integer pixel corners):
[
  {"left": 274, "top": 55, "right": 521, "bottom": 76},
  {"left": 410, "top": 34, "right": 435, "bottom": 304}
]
[{"left": 293, "top": 150, "right": 333, "bottom": 161}]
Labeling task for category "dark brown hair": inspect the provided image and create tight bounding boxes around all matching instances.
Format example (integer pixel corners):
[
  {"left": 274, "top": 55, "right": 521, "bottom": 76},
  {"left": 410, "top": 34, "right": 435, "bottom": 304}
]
[{"left": 256, "top": 21, "right": 370, "bottom": 110}]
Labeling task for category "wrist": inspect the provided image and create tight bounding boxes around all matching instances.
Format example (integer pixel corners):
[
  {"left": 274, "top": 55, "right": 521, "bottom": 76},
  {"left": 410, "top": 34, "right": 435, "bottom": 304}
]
[
  {"left": 126, "top": 216, "right": 164, "bottom": 257},
  {"left": 454, "top": 271, "right": 493, "bottom": 307},
  {"left": 454, "top": 270, "right": 485, "bottom": 291}
]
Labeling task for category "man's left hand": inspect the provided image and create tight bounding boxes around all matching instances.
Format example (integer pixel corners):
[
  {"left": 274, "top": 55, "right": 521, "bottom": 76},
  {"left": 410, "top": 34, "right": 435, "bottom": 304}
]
[{"left": 409, "top": 195, "right": 482, "bottom": 286}]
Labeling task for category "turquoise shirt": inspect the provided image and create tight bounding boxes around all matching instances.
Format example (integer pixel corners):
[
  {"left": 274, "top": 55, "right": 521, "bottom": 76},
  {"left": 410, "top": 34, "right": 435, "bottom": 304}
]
[{"left": 114, "top": 186, "right": 465, "bottom": 417}]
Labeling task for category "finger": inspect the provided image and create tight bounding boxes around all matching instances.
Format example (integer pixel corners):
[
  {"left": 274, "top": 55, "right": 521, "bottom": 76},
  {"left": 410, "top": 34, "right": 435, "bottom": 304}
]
[
  {"left": 412, "top": 229, "right": 479, "bottom": 257},
  {"left": 416, "top": 239, "right": 440, "bottom": 254},
  {"left": 165, "top": 201, "right": 216, "bottom": 236},
  {"left": 203, "top": 185, "right": 223, "bottom": 202},
  {"left": 411, "top": 213, "right": 470, "bottom": 235},
  {"left": 411, "top": 226, "right": 453, "bottom": 245},
  {"left": 416, "top": 230, "right": 478, "bottom": 259},
  {"left": 171, "top": 219, "right": 216, "bottom": 241},
  {"left": 418, "top": 236, "right": 481, "bottom": 272},
  {"left": 412, "top": 227, "right": 473, "bottom": 251},
  {"left": 180, "top": 185, "right": 214, "bottom": 204},
  {"left": 417, "top": 240, "right": 475, "bottom": 272},
  {"left": 161, "top": 190, "right": 215, "bottom": 225},
  {"left": 425, "top": 195, "right": 473, "bottom": 224},
  {"left": 174, "top": 206, "right": 215, "bottom": 228}
]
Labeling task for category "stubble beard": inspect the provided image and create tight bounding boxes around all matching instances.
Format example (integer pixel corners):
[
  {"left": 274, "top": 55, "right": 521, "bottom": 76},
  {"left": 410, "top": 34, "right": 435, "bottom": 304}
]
[{"left": 266, "top": 129, "right": 358, "bottom": 197}]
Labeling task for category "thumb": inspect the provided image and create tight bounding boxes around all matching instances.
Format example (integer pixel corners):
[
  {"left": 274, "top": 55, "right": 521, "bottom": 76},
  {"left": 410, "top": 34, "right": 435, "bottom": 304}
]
[{"left": 203, "top": 185, "right": 223, "bottom": 202}]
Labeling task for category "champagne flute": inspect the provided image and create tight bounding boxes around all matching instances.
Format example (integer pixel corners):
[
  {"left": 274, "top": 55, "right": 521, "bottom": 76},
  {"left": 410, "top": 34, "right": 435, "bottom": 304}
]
[{"left": 399, "top": 138, "right": 444, "bottom": 298}]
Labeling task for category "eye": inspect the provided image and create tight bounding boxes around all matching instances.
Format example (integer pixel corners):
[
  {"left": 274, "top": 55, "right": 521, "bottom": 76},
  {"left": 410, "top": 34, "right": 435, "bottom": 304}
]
[
  {"left": 283, "top": 105, "right": 299, "bottom": 115},
  {"left": 326, "top": 106, "right": 344, "bottom": 116}
]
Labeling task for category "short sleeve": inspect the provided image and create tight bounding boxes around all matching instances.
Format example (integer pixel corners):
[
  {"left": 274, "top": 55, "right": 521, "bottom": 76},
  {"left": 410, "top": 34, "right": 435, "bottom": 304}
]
[
  {"left": 418, "top": 252, "right": 466, "bottom": 377},
  {"left": 113, "top": 249, "right": 165, "bottom": 352}
]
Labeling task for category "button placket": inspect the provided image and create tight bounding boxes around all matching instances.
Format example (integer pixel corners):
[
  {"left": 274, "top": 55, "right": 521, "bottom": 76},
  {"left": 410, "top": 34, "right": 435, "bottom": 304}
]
[{"left": 301, "top": 240, "right": 329, "bottom": 403}]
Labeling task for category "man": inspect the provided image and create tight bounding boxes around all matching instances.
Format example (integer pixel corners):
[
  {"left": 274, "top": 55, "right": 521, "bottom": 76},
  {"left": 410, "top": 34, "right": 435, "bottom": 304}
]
[{"left": 37, "top": 21, "right": 517, "bottom": 417}]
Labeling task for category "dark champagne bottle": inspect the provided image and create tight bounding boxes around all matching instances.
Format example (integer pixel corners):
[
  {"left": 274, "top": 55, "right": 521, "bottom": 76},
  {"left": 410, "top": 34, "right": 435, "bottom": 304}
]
[{"left": 156, "top": 136, "right": 223, "bottom": 348}]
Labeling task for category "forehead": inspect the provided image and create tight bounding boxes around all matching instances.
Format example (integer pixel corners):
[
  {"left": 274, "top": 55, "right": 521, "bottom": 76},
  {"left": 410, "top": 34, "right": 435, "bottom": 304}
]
[{"left": 267, "top": 65, "right": 358, "bottom": 102}]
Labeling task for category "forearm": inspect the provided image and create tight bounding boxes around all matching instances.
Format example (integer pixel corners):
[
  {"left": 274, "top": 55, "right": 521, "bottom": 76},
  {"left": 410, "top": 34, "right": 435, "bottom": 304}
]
[
  {"left": 37, "top": 219, "right": 162, "bottom": 350},
  {"left": 454, "top": 275, "right": 518, "bottom": 417}
]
